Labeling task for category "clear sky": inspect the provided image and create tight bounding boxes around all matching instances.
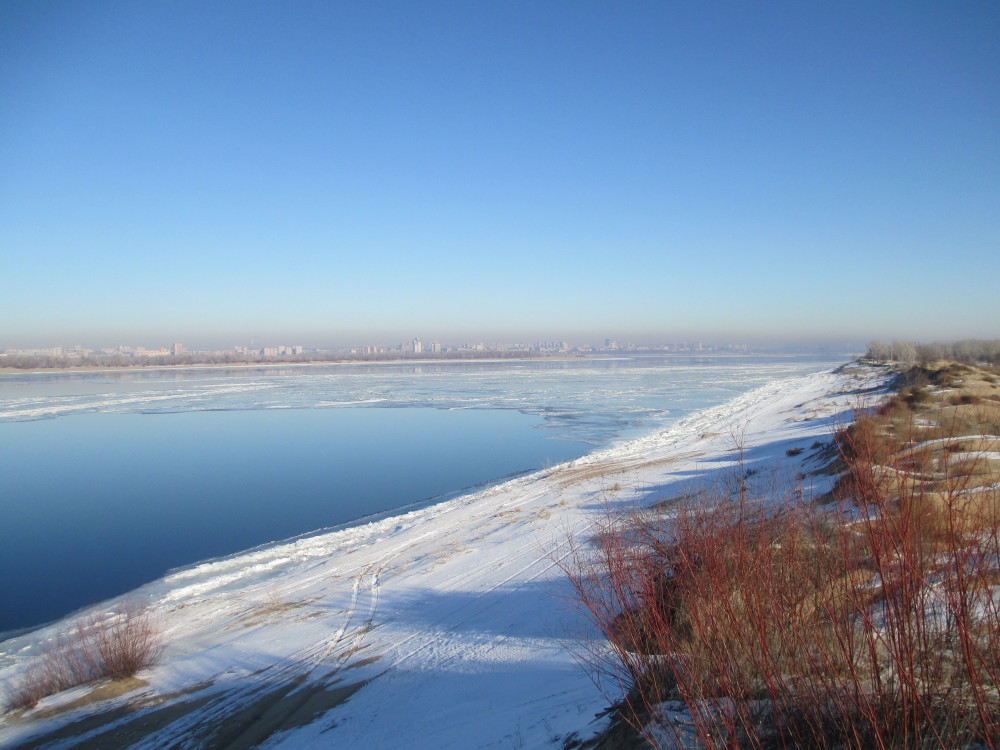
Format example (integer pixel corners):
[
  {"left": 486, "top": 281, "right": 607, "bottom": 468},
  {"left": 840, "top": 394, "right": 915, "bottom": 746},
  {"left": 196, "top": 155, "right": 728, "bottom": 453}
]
[{"left": 2, "top": 1, "right": 998, "bottom": 349}]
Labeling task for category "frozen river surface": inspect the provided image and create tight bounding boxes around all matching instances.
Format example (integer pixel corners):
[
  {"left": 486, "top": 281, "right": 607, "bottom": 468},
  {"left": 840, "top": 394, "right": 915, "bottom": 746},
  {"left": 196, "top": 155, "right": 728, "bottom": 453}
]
[{"left": 0, "top": 355, "right": 845, "bottom": 634}]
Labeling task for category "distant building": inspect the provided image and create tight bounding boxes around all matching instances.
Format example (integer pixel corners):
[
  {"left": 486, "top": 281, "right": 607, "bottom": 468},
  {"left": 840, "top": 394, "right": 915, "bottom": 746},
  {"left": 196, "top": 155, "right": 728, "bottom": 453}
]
[
  {"left": 4, "top": 346, "right": 64, "bottom": 357},
  {"left": 172, "top": 342, "right": 184, "bottom": 356}
]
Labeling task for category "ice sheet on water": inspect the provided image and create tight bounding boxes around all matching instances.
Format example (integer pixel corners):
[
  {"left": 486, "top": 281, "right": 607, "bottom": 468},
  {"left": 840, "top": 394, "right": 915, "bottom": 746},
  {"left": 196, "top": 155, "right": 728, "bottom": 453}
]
[{"left": 0, "top": 357, "right": 846, "bottom": 446}]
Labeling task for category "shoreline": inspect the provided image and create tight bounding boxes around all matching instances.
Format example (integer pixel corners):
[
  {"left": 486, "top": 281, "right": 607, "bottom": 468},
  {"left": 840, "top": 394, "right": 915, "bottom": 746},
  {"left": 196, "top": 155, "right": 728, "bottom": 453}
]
[
  {"left": 0, "top": 356, "right": 575, "bottom": 377},
  {"left": 0, "top": 362, "right": 886, "bottom": 749},
  {"left": 0, "top": 351, "right": 851, "bottom": 377}
]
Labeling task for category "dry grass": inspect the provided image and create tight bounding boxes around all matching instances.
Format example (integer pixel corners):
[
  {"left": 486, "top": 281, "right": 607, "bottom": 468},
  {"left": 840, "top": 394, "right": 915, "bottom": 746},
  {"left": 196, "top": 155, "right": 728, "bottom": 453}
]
[
  {"left": 4, "top": 601, "right": 164, "bottom": 712},
  {"left": 551, "top": 452, "right": 702, "bottom": 488},
  {"left": 562, "top": 362, "right": 1000, "bottom": 749}
]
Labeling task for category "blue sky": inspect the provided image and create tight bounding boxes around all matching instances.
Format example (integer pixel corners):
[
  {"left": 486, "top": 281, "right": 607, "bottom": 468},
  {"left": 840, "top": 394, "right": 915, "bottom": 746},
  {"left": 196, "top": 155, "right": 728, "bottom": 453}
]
[{"left": 2, "top": 1, "right": 997, "bottom": 349}]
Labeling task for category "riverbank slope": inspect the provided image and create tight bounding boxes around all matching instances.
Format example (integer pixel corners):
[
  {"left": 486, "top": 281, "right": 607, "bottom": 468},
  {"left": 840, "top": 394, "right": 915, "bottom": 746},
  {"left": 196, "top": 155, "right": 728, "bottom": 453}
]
[{"left": 0, "top": 362, "right": 887, "bottom": 749}]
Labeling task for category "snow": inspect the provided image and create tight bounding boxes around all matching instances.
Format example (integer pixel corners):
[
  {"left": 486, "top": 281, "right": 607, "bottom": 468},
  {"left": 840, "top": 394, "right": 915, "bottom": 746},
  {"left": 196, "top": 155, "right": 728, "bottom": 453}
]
[
  {"left": 907, "top": 435, "right": 1000, "bottom": 451},
  {"left": 956, "top": 482, "right": 1000, "bottom": 495},
  {"left": 948, "top": 451, "right": 1000, "bottom": 463},
  {"left": 0, "top": 364, "right": 887, "bottom": 749}
]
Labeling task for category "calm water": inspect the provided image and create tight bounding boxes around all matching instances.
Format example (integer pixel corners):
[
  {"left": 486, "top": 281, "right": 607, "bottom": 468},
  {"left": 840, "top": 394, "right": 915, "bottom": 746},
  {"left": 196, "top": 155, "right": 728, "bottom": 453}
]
[{"left": 0, "top": 355, "right": 846, "bottom": 634}]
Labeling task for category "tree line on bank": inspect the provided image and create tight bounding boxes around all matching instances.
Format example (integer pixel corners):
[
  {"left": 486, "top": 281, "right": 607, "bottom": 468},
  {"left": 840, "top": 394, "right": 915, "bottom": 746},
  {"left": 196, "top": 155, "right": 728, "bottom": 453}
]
[{"left": 866, "top": 338, "right": 1000, "bottom": 365}]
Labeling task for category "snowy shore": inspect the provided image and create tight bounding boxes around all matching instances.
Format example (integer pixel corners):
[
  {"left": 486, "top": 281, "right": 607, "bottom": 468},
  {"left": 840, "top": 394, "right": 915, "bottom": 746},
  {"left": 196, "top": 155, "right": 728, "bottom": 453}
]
[{"left": 0, "top": 363, "right": 887, "bottom": 749}]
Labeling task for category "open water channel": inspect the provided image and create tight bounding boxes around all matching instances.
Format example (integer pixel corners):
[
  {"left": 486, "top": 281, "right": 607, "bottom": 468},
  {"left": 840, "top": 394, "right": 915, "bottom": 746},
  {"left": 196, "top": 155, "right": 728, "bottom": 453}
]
[{"left": 0, "top": 355, "right": 847, "bottom": 634}]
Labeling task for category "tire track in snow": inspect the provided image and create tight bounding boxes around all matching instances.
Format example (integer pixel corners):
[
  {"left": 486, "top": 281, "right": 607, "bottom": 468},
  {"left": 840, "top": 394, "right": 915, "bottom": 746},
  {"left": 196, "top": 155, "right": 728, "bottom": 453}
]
[{"left": 123, "top": 563, "right": 383, "bottom": 750}]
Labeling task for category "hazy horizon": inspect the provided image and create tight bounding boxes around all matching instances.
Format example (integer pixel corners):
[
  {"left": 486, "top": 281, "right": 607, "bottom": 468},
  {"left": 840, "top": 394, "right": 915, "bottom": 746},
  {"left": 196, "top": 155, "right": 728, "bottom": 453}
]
[
  {"left": 1, "top": 329, "right": 867, "bottom": 355},
  {"left": 3, "top": 2, "right": 997, "bottom": 345}
]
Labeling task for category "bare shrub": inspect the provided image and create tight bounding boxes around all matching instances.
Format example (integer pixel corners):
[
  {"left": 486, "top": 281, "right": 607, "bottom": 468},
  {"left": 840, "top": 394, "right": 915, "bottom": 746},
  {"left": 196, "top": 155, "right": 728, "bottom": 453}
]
[
  {"left": 3, "top": 626, "right": 101, "bottom": 711},
  {"left": 3, "top": 600, "right": 163, "bottom": 711},
  {"left": 563, "top": 385, "right": 1000, "bottom": 748},
  {"left": 87, "top": 600, "right": 164, "bottom": 680},
  {"left": 566, "top": 494, "right": 1000, "bottom": 747}
]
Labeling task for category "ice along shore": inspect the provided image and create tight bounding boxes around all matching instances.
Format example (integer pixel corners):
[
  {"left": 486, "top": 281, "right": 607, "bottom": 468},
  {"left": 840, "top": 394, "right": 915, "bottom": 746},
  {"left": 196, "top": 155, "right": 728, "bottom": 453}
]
[{"left": 0, "top": 361, "right": 886, "bottom": 749}]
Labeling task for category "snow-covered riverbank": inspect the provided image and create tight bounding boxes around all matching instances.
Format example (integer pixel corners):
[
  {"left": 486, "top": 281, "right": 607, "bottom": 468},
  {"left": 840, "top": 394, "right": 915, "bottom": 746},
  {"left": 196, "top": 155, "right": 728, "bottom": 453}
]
[{"left": 0, "top": 363, "right": 888, "bottom": 749}]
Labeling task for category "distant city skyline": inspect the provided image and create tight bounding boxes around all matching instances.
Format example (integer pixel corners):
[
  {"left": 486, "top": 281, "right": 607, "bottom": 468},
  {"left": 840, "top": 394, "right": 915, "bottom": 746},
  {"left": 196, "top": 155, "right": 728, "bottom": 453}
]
[
  {"left": 0, "top": 328, "right": 869, "bottom": 354},
  {"left": 0, "top": 333, "right": 855, "bottom": 357},
  {"left": 2, "top": 3, "right": 997, "bottom": 345}
]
